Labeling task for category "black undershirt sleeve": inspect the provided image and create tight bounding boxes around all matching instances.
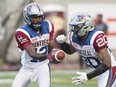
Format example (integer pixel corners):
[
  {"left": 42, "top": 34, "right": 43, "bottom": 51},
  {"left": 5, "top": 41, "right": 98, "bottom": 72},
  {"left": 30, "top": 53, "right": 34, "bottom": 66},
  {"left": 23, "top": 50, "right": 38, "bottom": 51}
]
[
  {"left": 87, "top": 63, "right": 109, "bottom": 80},
  {"left": 60, "top": 42, "right": 71, "bottom": 54}
]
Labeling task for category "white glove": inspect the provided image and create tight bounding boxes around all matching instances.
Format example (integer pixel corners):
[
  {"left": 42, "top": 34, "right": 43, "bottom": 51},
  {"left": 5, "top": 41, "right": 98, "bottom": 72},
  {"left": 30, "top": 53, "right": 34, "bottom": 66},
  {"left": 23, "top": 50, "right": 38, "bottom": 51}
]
[
  {"left": 56, "top": 35, "right": 67, "bottom": 44},
  {"left": 72, "top": 71, "right": 88, "bottom": 85}
]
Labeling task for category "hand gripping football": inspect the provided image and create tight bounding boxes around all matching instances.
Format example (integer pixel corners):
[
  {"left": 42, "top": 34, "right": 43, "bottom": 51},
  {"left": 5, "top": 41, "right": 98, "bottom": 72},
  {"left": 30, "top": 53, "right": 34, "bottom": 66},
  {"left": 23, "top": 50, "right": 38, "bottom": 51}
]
[{"left": 51, "top": 48, "right": 65, "bottom": 63}]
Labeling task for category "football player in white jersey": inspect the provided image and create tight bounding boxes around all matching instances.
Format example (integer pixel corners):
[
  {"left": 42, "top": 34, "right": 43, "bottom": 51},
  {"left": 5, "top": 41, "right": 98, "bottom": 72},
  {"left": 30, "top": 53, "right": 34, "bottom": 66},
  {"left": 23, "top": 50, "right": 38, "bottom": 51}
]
[
  {"left": 56, "top": 12, "right": 116, "bottom": 87},
  {"left": 12, "top": 3, "right": 55, "bottom": 87}
]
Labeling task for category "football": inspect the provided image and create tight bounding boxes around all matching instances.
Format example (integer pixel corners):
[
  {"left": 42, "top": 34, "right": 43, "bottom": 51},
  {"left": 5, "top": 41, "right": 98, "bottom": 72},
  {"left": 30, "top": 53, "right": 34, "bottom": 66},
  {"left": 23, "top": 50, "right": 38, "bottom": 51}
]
[{"left": 50, "top": 48, "right": 65, "bottom": 63}]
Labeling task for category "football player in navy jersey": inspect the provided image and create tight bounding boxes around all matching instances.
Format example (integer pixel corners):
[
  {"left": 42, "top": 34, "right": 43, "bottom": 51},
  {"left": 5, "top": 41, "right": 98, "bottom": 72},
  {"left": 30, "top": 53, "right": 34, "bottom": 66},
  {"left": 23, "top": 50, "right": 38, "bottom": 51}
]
[
  {"left": 12, "top": 3, "right": 55, "bottom": 87},
  {"left": 56, "top": 12, "right": 116, "bottom": 87}
]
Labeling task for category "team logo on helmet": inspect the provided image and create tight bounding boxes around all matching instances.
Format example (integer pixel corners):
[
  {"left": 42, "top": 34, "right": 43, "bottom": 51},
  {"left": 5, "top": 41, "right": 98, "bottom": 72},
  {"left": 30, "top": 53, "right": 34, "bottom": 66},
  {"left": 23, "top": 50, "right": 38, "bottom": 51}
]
[{"left": 78, "top": 15, "right": 84, "bottom": 21}]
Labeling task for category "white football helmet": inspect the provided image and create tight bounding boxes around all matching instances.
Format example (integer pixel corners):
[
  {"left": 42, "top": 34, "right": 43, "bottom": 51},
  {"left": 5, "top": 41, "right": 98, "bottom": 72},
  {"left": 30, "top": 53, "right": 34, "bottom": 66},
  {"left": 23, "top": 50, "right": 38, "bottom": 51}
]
[
  {"left": 23, "top": 3, "right": 44, "bottom": 29},
  {"left": 69, "top": 12, "right": 94, "bottom": 37}
]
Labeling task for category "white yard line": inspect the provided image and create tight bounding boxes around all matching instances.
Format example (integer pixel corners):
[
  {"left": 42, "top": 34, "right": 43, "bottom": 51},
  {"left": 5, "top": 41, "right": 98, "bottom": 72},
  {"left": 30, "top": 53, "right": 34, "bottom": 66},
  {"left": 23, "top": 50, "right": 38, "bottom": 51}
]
[
  {"left": 0, "top": 71, "right": 16, "bottom": 83},
  {"left": 0, "top": 79, "right": 13, "bottom": 83},
  {"left": 0, "top": 71, "right": 17, "bottom": 76}
]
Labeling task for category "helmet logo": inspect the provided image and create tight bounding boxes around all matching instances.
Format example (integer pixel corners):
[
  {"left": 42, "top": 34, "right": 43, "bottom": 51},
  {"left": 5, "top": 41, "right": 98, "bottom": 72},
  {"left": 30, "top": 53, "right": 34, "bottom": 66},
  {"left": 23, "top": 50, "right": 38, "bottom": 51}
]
[
  {"left": 27, "top": 5, "right": 32, "bottom": 12},
  {"left": 78, "top": 15, "right": 84, "bottom": 21}
]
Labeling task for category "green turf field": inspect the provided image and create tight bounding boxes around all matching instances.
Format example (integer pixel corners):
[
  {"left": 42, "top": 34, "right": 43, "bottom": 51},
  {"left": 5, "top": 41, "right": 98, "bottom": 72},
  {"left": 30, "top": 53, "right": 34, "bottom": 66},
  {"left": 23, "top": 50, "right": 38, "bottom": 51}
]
[{"left": 0, "top": 70, "right": 97, "bottom": 87}]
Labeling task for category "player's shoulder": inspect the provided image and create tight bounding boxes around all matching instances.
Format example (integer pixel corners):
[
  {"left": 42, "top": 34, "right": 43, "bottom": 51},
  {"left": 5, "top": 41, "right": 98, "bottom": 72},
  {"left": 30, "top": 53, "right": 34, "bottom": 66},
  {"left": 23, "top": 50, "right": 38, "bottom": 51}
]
[
  {"left": 15, "top": 25, "right": 30, "bottom": 37},
  {"left": 90, "top": 30, "right": 108, "bottom": 52},
  {"left": 90, "top": 29, "right": 106, "bottom": 44},
  {"left": 90, "top": 29, "right": 105, "bottom": 38},
  {"left": 42, "top": 20, "right": 53, "bottom": 25},
  {"left": 44, "top": 20, "right": 54, "bottom": 27},
  {"left": 42, "top": 20, "right": 54, "bottom": 33}
]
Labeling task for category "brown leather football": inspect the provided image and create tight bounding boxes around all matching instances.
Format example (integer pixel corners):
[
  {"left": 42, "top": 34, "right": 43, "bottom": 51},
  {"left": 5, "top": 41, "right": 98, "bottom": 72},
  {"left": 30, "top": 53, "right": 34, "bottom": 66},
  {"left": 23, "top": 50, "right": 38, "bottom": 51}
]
[{"left": 51, "top": 48, "right": 65, "bottom": 63}]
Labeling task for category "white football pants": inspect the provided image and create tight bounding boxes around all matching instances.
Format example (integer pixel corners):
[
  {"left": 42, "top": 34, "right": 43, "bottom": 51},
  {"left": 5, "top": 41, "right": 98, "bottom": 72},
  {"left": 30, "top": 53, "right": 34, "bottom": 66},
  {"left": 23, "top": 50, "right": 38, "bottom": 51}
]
[
  {"left": 12, "top": 64, "right": 50, "bottom": 87},
  {"left": 98, "top": 66, "right": 116, "bottom": 87}
]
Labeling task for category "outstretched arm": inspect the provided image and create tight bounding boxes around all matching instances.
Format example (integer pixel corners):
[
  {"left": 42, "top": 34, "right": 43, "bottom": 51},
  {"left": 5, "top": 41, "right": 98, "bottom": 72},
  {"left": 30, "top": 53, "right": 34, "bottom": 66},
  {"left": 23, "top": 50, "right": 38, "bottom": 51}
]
[{"left": 87, "top": 48, "right": 111, "bottom": 80}]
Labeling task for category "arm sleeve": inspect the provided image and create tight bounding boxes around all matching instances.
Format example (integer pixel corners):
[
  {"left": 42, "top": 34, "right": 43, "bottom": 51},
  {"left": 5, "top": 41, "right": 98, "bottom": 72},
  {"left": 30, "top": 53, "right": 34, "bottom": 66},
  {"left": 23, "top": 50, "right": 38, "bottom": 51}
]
[
  {"left": 93, "top": 33, "right": 108, "bottom": 52},
  {"left": 60, "top": 42, "right": 71, "bottom": 54},
  {"left": 15, "top": 31, "right": 31, "bottom": 51}
]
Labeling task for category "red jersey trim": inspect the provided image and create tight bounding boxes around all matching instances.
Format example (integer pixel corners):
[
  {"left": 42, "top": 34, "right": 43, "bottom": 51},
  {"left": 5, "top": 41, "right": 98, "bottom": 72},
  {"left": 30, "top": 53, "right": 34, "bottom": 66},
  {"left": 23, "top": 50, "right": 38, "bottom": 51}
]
[{"left": 49, "top": 23, "right": 54, "bottom": 40}]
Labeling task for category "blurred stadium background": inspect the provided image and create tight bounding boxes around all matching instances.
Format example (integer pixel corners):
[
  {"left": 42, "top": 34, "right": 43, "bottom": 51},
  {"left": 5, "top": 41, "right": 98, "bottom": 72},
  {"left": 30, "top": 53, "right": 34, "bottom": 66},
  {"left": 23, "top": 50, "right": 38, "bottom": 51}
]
[{"left": 0, "top": 0, "right": 116, "bottom": 87}]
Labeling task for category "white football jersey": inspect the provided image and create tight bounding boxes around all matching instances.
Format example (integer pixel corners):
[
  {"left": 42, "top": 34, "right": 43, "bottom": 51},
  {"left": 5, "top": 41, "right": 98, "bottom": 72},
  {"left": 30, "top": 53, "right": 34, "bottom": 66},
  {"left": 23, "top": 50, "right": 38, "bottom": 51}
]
[
  {"left": 69, "top": 30, "right": 116, "bottom": 69},
  {"left": 15, "top": 20, "right": 54, "bottom": 68}
]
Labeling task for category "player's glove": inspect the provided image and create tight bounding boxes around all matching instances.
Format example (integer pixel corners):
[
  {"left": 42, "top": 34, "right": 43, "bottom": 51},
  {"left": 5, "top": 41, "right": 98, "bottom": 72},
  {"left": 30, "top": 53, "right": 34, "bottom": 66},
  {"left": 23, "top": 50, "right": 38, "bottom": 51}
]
[
  {"left": 56, "top": 35, "right": 67, "bottom": 44},
  {"left": 72, "top": 71, "right": 88, "bottom": 85}
]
